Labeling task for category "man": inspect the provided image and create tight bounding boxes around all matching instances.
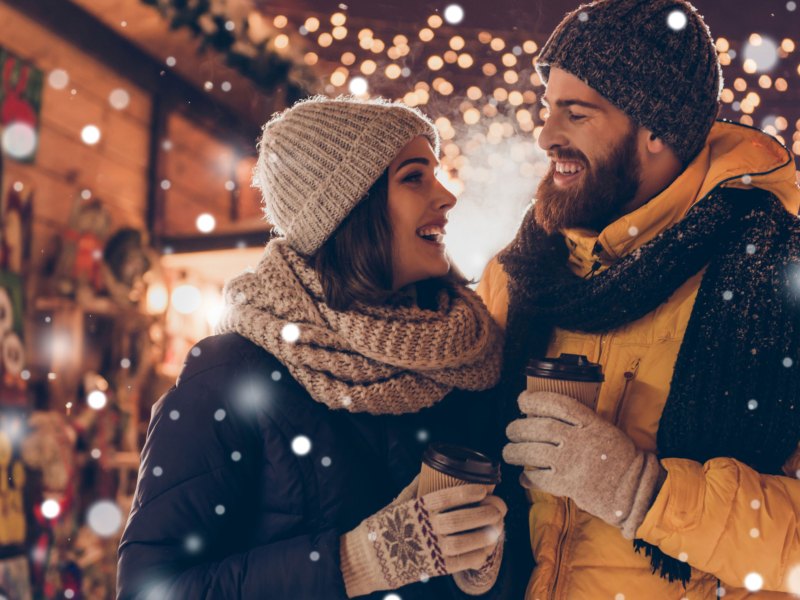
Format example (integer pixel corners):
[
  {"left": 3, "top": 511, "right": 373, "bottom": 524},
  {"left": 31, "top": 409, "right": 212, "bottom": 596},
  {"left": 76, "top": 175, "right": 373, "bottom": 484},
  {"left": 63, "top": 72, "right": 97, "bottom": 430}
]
[{"left": 477, "top": 0, "right": 800, "bottom": 598}]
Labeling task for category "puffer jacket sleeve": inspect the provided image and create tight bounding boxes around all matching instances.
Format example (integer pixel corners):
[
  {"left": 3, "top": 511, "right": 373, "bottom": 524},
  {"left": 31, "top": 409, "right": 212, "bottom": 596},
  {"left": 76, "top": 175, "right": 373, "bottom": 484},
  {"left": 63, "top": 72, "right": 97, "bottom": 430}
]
[
  {"left": 636, "top": 456, "right": 800, "bottom": 593},
  {"left": 116, "top": 352, "right": 349, "bottom": 600}
]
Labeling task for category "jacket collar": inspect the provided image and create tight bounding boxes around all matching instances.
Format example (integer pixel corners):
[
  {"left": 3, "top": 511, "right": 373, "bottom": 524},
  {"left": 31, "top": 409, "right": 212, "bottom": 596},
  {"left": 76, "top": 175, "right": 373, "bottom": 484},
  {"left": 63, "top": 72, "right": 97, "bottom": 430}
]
[{"left": 561, "top": 120, "right": 800, "bottom": 275}]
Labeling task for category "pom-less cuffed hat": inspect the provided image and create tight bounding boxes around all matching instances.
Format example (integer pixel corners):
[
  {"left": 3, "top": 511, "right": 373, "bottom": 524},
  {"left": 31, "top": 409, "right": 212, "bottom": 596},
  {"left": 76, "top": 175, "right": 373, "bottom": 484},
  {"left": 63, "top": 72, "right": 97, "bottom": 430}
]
[
  {"left": 536, "top": 0, "right": 722, "bottom": 164},
  {"left": 253, "top": 95, "right": 440, "bottom": 255}
]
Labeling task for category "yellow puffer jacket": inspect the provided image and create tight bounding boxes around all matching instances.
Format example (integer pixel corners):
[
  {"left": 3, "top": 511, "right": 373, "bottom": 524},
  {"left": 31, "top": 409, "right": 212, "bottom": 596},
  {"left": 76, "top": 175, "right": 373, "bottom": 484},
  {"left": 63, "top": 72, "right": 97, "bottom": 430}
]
[{"left": 477, "top": 121, "right": 800, "bottom": 599}]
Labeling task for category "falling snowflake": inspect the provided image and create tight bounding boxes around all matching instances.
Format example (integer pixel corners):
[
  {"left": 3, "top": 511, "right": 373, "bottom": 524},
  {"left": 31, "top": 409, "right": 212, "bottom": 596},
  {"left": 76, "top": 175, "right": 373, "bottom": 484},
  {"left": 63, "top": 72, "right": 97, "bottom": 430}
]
[
  {"left": 153, "top": 466, "right": 163, "bottom": 477},
  {"left": 627, "top": 226, "right": 639, "bottom": 237},
  {"left": 170, "top": 410, "right": 180, "bottom": 420},
  {"left": 744, "top": 572, "right": 763, "bottom": 592},
  {"left": 383, "top": 594, "right": 402, "bottom": 600},
  {"left": 746, "top": 244, "right": 756, "bottom": 255},
  {"left": 87, "top": 500, "right": 123, "bottom": 537},
  {"left": 741, "top": 175, "right": 752, "bottom": 184},
  {"left": 784, "top": 357, "right": 794, "bottom": 368},
  {"left": 309, "top": 551, "right": 320, "bottom": 562},
  {"left": 750, "top": 499, "right": 761, "bottom": 509},
  {"left": 787, "top": 564, "right": 800, "bottom": 593},
  {"left": 231, "top": 451, "right": 242, "bottom": 462},
  {"left": 667, "top": 10, "right": 687, "bottom": 30},
  {"left": 184, "top": 534, "right": 203, "bottom": 554},
  {"left": 41, "top": 499, "right": 61, "bottom": 519},
  {"left": 417, "top": 429, "right": 429, "bottom": 443},
  {"left": 271, "top": 370, "right": 282, "bottom": 381},
  {"left": 578, "top": 11, "right": 588, "bottom": 22},
  {"left": 601, "top": 454, "right": 607, "bottom": 460},
  {"left": 749, "top": 528, "right": 760, "bottom": 538},
  {"left": 341, "top": 396, "right": 353, "bottom": 407},
  {"left": 747, "top": 399, "right": 758, "bottom": 410},
  {"left": 191, "top": 346, "right": 202, "bottom": 357},
  {"left": 281, "top": 323, "right": 301, "bottom": 343},
  {"left": 292, "top": 435, "right": 312, "bottom": 456},
  {"left": 214, "top": 409, "right": 227, "bottom": 421},
  {"left": 722, "top": 290, "right": 733, "bottom": 301},
  {"left": 321, "top": 456, "right": 332, "bottom": 467},
  {"left": 215, "top": 505, "right": 226, "bottom": 515},
  {"left": 678, "top": 552, "right": 689, "bottom": 562}
]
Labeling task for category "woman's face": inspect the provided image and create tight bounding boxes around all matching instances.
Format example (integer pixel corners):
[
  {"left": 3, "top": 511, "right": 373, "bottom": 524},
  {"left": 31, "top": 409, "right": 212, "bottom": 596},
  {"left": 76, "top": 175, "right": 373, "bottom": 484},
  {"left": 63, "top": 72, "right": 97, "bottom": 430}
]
[{"left": 387, "top": 135, "right": 457, "bottom": 291}]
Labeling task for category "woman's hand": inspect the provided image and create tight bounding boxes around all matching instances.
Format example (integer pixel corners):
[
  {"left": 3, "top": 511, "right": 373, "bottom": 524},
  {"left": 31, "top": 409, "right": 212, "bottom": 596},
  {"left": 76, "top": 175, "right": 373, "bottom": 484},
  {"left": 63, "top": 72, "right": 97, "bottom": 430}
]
[{"left": 340, "top": 484, "right": 506, "bottom": 597}]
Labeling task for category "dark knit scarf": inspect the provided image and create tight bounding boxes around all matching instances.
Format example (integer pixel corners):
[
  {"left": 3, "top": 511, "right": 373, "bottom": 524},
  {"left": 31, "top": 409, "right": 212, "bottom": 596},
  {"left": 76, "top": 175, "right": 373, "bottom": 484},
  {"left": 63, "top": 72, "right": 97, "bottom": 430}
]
[{"left": 499, "top": 186, "right": 800, "bottom": 585}]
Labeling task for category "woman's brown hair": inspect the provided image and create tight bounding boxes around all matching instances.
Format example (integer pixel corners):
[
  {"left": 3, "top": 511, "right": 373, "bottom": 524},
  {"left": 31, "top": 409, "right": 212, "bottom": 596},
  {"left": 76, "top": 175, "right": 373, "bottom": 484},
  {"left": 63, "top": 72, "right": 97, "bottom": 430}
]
[{"left": 311, "top": 170, "right": 467, "bottom": 311}]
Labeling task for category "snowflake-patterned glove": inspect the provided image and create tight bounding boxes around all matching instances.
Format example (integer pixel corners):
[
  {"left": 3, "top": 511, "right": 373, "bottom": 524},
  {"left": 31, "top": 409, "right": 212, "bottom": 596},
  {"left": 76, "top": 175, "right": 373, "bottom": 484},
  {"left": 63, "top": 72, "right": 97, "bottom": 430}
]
[
  {"left": 503, "top": 391, "right": 666, "bottom": 540},
  {"left": 340, "top": 484, "right": 506, "bottom": 598},
  {"left": 452, "top": 524, "right": 504, "bottom": 596}
]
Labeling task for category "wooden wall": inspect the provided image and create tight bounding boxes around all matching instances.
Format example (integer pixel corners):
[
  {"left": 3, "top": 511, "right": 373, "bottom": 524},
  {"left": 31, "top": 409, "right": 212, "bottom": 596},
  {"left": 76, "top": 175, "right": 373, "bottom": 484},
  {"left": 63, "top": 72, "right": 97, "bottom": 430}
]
[
  {"left": 161, "top": 113, "right": 262, "bottom": 237},
  {"left": 0, "top": 1, "right": 151, "bottom": 262}
]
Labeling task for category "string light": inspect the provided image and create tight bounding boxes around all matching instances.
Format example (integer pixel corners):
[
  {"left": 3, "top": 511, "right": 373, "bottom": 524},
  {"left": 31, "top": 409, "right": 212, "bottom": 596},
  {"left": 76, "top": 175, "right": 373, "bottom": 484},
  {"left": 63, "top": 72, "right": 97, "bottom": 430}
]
[
  {"left": 304, "top": 17, "right": 320, "bottom": 32},
  {"left": 253, "top": 7, "right": 798, "bottom": 246}
]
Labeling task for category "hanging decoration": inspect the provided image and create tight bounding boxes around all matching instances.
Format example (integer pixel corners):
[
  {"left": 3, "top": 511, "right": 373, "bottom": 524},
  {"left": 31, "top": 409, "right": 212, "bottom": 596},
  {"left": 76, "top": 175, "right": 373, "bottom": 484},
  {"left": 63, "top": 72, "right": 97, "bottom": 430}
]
[
  {"left": 140, "top": 0, "right": 317, "bottom": 103},
  {"left": 49, "top": 196, "right": 112, "bottom": 299},
  {"left": 0, "top": 47, "right": 43, "bottom": 163}
]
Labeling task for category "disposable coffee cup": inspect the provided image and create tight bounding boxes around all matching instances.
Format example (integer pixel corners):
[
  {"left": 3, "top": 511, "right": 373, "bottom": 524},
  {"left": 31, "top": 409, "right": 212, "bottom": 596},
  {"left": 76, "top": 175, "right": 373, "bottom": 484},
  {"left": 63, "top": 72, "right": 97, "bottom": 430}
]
[
  {"left": 526, "top": 353, "right": 604, "bottom": 411},
  {"left": 417, "top": 442, "right": 501, "bottom": 498}
]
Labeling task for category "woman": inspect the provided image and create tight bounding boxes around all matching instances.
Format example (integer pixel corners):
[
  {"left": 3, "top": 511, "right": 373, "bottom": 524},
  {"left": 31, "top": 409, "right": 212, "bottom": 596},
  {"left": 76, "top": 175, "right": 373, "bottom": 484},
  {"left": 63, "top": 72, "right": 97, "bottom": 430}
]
[{"left": 116, "top": 97, "right": 509, "bottom": 599}]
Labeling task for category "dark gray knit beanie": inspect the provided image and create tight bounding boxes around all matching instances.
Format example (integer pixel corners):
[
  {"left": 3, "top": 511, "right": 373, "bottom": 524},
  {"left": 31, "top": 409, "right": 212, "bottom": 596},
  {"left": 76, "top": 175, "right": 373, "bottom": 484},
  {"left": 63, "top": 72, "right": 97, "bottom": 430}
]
[{"left": 536, "top": 0, "right": 722, "bottom": 164}]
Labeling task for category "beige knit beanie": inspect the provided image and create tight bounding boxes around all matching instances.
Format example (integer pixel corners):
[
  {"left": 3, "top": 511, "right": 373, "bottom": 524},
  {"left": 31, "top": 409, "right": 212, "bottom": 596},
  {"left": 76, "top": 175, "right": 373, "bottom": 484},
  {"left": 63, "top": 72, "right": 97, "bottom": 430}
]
[{"left": 253, "top": 95, "right": 440, "bottom": 256}]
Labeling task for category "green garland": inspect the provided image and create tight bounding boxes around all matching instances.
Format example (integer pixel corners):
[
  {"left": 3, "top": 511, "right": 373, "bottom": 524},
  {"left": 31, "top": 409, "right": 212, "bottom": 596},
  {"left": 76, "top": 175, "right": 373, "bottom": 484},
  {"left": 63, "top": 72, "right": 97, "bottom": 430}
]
[{"left": 141, "top": 0, "right": 316, "bottom": 103}]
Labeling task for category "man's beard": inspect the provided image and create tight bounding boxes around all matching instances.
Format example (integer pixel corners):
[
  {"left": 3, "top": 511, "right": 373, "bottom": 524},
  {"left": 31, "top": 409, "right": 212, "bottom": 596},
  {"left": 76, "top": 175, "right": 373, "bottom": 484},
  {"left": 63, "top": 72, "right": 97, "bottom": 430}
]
[{"left": 534, "top": 127, "right": 641, "bottom": 234}]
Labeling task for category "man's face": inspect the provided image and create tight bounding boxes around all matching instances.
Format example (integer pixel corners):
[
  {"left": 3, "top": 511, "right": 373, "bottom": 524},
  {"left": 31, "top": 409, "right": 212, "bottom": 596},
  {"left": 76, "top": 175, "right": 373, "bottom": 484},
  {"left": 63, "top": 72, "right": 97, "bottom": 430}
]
[{"left": 534, "top": 68, "right": 643, "bottom": 234}]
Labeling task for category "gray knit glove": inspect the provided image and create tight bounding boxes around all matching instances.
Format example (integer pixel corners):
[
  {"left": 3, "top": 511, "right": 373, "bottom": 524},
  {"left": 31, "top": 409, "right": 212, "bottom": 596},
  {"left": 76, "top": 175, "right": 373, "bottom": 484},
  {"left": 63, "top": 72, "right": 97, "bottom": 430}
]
[
  {"left": 340, "top": 482, "right": 506, "bottom": 597},
  {"left": 503, "top": 391, "right": 665, "bottom": 539}
]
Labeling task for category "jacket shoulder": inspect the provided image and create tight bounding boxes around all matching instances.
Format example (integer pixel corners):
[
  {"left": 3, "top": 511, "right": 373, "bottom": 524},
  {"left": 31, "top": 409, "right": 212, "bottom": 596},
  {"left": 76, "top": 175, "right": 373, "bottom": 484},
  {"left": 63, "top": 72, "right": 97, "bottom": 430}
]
[
  {"left": 176, "top": 332, "right": 282, "bottom": 386},
  {"left": 476, "top": 256, "right": 510, "bottom": 329}
]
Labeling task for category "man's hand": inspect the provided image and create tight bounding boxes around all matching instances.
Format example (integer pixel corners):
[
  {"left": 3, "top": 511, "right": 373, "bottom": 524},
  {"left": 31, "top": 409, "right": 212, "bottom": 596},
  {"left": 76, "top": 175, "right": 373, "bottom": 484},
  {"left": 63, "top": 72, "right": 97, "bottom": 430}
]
[{"left": 503, "top": 391, "right": 665, "bottom": 539}]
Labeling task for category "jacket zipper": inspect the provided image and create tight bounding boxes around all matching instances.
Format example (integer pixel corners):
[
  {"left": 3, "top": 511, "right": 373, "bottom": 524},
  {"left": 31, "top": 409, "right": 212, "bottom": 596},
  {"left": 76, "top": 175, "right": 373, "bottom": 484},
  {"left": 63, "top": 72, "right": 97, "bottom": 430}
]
[
  {"left": 549, "top": 498, "right": 572, "bottom": 600},
  {"left": 613, "top": 359, "right": 641, "bottom": 426}
]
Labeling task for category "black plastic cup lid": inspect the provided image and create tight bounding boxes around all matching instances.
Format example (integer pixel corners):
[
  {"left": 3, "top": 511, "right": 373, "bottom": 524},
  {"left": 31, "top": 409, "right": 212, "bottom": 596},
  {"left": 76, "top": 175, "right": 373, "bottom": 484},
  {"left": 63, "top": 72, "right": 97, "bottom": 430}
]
[
  {"left": 526, "top": 353, "right": 604, "bottom": 382},
  {"left": 422, "top": 442, "right": 501, "bottom": 484}
]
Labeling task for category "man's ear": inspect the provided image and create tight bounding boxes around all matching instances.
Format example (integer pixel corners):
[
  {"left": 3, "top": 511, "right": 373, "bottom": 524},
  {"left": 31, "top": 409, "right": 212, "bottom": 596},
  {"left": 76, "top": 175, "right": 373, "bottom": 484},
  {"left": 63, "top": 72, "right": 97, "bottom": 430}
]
[{"left": 644, "top": 130, "right": 669, "bottom": 155}]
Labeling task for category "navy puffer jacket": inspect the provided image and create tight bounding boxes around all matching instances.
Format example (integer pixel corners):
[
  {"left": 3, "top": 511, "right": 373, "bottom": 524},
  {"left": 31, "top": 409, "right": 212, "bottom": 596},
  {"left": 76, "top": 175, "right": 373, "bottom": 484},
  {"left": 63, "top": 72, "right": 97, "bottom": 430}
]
[{"left": 117, "top": 333, "right": 527, "bottom": 599}]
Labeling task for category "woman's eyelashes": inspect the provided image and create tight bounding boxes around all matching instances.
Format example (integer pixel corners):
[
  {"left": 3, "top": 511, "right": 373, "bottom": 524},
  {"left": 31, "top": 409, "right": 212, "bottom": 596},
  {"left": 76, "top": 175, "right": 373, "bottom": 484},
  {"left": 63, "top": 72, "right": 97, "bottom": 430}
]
[{"left": 401, "top": 170, "right": 424, "bottom": 184}]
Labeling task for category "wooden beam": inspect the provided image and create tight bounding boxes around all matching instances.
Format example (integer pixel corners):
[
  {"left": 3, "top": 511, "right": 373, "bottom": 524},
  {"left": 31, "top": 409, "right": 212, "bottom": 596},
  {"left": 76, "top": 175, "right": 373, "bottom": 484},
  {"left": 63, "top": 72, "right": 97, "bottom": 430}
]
[{"left": 159, "top": 230, "right": 273, "bottom": 253}]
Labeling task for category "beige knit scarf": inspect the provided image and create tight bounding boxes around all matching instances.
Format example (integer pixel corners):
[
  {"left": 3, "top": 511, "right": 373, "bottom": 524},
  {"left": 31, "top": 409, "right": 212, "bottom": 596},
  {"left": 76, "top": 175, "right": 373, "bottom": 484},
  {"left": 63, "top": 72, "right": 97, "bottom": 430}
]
[{"left": 216, "top": 239, "right": 502, "bottom": 415}]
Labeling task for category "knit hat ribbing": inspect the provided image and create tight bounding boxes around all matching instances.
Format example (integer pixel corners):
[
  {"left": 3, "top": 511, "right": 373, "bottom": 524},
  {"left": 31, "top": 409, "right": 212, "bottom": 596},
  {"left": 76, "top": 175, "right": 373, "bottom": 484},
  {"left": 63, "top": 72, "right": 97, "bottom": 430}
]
[
  {"left": 254, "top": 95, "right": 440, "bottom": 255},
  {"left": 536, "top": 0, "right": 722, "bottom": 164}
]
